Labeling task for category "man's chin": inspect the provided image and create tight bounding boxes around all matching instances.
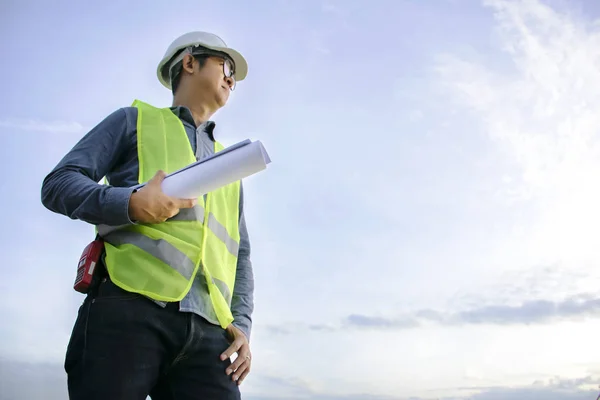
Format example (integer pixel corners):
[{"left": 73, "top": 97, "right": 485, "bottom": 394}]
[{"left": 217, "top": 96, "right": 229, "bottom": 108}]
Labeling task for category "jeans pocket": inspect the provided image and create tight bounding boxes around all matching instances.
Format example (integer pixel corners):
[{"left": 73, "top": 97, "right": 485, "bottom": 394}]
[{"left": 64, "top": 298, "right": 91, "bottom": 374}]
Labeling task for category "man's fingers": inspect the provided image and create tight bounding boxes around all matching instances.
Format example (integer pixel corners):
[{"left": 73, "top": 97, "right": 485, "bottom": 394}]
[
  {"left": 231, "top": 362, "right": 249, "bottom": 383},
  {"left": 237, "top": 366, "right": 251, "bottom": 385},
  {"left": 220, "top": 341, "right": 241, "bottom": 362},
  {"left": 149, "top": 170, "right": 167, "bottom": 186},
  {"left": 226, "top": 348, "right": 250, "bottom": 376},
  {"left": 176, "top": 197, "right": 197, "bottom": 209}
]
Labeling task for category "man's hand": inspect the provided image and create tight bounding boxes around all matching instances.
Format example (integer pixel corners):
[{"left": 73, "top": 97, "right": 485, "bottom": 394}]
[
  {"left": 220, "top": 324, "right": 251, "bottom": 385},
  {"left": 128, "top": 170, "right": 197, "bottom": 224}
]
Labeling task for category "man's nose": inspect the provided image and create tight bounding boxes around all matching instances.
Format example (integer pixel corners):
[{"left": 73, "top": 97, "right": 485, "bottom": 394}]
[{"left": 225, "top": 76, "right": 235, "bottom": 89}]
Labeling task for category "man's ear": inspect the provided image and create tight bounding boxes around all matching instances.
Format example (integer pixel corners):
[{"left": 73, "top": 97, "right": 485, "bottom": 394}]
[{"left": 181, "top": 54, "right": 196, "bottom": 74}]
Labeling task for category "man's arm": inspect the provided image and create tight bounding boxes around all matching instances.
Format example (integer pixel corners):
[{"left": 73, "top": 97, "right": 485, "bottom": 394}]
[
  {"left": 41, "top": 108, "right": 136, "bottom": 226},
  {"left": 230, "top": 183, "right": 255, "bottom": 341}
]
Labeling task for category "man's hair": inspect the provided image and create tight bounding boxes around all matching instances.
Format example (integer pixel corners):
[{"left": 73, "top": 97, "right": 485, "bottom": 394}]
[{"left": 170, "top": 53, "right": 209, "bottom": 95}]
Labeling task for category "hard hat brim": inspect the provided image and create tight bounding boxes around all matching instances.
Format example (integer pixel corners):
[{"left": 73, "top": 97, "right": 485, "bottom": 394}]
[{"left": 157, "top": 44, "right": 248, "bottom": 90}]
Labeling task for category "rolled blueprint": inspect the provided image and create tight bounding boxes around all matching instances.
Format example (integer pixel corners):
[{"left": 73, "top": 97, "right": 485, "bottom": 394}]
[
  {"left": 97, "top": 139, "right": 271, "bottom": 236},
  {"left": 162, "top": 140, "right": 270, "bottom": 198}
]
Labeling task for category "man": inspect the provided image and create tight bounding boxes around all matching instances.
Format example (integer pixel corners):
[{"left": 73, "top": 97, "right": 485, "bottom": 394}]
[{"left": 41, "top": 31, "right": 255, "bottom": 399}]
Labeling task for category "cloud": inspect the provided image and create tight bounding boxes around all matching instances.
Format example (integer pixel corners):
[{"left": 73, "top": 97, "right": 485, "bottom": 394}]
[
  {"left": 263, "top": 325, "right": 293, "bottom": 335},
  {"left": 358, "top": 293, "right": 600, "bottom": 329},
  {"left": 261, "top": 323, "right": 337, "bottom": 336},
  {"left": 344, "top": 314, "right": 420, "bottom": 329},
  {"left": 308, "top": 324, "right": 337, "bottom": 332},
  {"left": 265, "top": 293, "right": 600, "bottom": 333},
  {"left": 0, "top": 118, "right": 87, "bottom": 134},
  {"left": 457, "top": 376, "right": 599, "bottom": 400},
  {"left": 447, "top": 263, "right": 600, "bottom": 312},
  {"left": 452, "top": 296, "right": 600, "bottom": 325},
  {"left": 464, "top": 388, "right": 596, "bottom": 400},
  {"left": 433, "top": 0, "right": 600, "bottom": 266}
]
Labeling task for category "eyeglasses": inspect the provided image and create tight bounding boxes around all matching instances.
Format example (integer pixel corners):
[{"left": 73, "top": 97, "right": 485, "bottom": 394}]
[{"left": 222, "top": 58, "right": 236, "bottom": 91}]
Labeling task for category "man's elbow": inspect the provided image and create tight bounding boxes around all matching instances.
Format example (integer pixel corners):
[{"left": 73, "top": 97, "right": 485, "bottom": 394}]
[
  {"left": 40, "top": 170, "right": 65, "bottom": 215},
  {"left": 40, "top": 173, "right": 55, "bottom": 211}
]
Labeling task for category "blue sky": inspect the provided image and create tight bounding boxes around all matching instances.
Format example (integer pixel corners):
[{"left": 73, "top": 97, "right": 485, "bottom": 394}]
[{"left": 1, "top": 0, "right": 600, "bottom": 399}]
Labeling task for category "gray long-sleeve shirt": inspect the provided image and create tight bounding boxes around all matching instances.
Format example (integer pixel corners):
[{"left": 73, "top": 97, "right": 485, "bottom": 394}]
[{"left": 41, "top": 105, "right": 254, "bottom": 340}]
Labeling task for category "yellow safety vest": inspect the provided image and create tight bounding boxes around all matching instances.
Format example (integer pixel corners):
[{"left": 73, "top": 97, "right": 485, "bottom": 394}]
[{"left": 101, "top": 99, "right": 241, "bottom": 329}]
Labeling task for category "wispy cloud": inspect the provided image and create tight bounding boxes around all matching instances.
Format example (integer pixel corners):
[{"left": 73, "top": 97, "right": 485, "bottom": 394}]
[
  {"left": 344, "top": 314, "right": 419, "bottom": 329},
  {"left": 457, "top": 375, "right": 599, "bottom": 400},
  {"left": 454, "top": 297, "right": 600, "bottom": 325},
  {"left": 0, "top": 118, "right": 87, "bottom": 134},
  {"left": 349, "top": 293, "right": 600, "bottom": 329},
  {"left": 308, "top": 324, "right": 337, "bottom": 332},
  {"left": 265, "top": 293, "right": 600, "bottom": 333},
  {"left": 434, "top": 0, "right": 600, "bottom": 253}
]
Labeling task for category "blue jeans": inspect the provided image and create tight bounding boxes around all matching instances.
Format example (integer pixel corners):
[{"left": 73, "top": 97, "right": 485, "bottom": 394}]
[{"left": 64, "top": 275, "right": 241, "bottom": 400}]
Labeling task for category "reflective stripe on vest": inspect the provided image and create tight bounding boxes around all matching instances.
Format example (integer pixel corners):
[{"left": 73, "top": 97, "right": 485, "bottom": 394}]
[
  {"left": 157, "top": 206, "right": 239, "bottom": 257},
  {"left": 101, "top": 99, "right": 241, "bottom": 329}
]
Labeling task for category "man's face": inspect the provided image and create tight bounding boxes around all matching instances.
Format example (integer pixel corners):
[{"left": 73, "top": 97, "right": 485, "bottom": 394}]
[{"left": 191, "top": 55, "right": 236, "bottom": 107}]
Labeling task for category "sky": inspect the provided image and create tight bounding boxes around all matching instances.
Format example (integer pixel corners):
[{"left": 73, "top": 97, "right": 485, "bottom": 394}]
[{"left": 1, "top": 0, "right": 600, "bottom": 399}]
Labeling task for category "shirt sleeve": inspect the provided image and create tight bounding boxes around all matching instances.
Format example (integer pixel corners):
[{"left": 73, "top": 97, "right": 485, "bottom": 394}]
[
  {"left": 231, "top": 183, "right": 255, "bottom": 341},
  {"left": 41, "top": 108, "right": 136, "bottom": 226}
]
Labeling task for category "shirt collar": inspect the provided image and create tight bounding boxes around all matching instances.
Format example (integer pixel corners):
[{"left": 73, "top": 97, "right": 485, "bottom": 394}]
[{"left": 170, "top": 106, "right": 216, "bottom": 142}]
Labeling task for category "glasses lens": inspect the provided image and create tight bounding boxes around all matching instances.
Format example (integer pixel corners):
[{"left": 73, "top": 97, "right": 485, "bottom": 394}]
[
  {"left": 224, "top": 60, "right": 235, "bottom": 78},
  {"left": 224, "top": 60, "right": 236, "bottom": 90}
]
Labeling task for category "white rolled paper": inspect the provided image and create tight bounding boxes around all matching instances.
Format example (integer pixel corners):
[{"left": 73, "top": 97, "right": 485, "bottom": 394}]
[{"left": 162, "top": 140, "right": 271, "bottom": 199}]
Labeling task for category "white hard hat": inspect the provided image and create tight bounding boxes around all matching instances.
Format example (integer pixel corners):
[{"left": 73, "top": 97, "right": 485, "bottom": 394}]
[{"left": 157, "top": 31, "right": 248, "bottom": 90}]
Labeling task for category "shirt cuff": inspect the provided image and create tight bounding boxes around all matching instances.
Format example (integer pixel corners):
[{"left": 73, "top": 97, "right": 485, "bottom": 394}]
[
  {"left": 232, "top": 317, "right": 252, "bottom": 342},
  {"left": 103, "top": 186, "right": 137, "bottom": 226}
]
